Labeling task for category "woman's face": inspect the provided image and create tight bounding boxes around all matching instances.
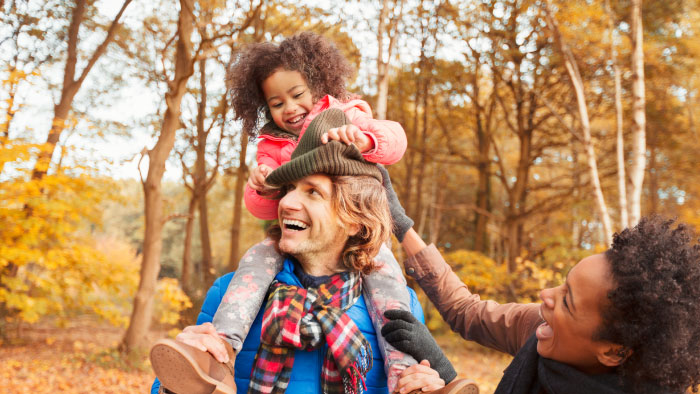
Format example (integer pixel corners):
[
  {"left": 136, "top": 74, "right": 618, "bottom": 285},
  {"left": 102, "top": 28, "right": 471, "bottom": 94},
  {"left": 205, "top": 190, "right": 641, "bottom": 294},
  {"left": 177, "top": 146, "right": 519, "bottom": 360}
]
[{"left": 537, "top": 253, "right": 619, "bottom": 374}]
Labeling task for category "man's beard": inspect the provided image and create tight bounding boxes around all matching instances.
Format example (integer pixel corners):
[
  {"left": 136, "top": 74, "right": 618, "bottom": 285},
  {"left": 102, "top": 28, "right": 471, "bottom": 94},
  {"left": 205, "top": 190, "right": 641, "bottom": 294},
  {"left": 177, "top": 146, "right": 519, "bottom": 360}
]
[{"left": 279, "top": 228, "right": 349, "bottom": 268}]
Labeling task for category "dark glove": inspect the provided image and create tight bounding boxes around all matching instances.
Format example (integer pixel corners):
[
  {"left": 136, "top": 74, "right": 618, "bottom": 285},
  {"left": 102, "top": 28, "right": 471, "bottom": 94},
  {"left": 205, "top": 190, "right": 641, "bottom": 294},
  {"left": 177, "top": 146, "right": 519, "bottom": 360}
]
[
  {"left": 381, "top": 309, "right": 457, "bottom": 383},
  {"left": 378, "top": 165, "right": 414, "bottom": 242}
]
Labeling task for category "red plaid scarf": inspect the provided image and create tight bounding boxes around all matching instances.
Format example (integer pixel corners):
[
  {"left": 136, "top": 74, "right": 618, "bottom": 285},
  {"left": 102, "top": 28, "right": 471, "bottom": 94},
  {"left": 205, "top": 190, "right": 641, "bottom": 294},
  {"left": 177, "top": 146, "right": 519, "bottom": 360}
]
[{"left": 248, "top": 271, "right": 372, "bottom": 394}]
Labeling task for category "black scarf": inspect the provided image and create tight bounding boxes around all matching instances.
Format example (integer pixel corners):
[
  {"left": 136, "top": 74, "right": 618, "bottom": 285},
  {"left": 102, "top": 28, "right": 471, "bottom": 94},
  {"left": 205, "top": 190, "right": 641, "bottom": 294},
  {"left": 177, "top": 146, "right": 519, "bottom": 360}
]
[{"left": 495, "top": 335, "right": 630, "bottom": 394}]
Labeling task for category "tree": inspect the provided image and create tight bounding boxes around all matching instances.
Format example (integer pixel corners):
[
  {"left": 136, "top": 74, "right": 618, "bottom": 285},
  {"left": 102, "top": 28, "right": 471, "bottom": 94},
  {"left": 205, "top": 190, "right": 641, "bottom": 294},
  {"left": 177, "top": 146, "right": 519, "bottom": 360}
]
[
  {"left": 177, "top": 61, "right": 226, "bottom": 292},
  {"left": 31, "top": 0, "right": 133, "bottom": 180},
  {"left": 605, "top": 0, "right": 629, "bottom": 229},
  {"left": 121, "top": 0, "right": 261, "bottom": 354},
  {"left": 543, "top": 0, "right": 613, "bottom": 246},
  {"left": 374, "top": 0, "right": 405, "bottom": 120},
  {"left": 121, "top": 0, "right": 197, "bottom": 355},
  {"left": 628, "top": 0, "right": 647, "bottom": 226}
]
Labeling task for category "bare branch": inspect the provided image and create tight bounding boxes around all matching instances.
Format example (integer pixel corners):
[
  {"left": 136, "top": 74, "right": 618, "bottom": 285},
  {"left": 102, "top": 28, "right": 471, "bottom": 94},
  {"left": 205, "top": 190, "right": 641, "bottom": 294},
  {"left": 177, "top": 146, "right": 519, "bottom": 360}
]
[
  {"left": 75, "top": 0, "right": 133, "bottom": 87},
  {"left": 137, "top": 147, "right": 148, "bottom": 186}
]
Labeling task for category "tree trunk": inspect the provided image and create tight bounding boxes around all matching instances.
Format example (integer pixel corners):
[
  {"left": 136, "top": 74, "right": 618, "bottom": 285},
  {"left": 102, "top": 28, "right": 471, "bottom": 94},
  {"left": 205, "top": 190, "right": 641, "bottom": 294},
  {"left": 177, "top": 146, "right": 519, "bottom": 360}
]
[
  {"left": 605, "top": 0, "right": 628, "bottom": 230},
  {"left": 473, "top": 111, "right": 492, "bottom": 253},
  {"left": 647, "top": 127, "right": 658, "bottom": 214},
  {"left": 428, "top": 167, "right": 444, "bottom": 246},
  {"left": 505, "top": 214, "right": 519, "bottom": 274},
  {"left": 181, "top": 195, "right": 197, "bottom": 294},
  {"left": 228, "top": 132, "right": 249, "bottom": 272},
  {"left": 413, "top": 76, "right": 429, "bottom": 230},
  {"left": 1, "top": 70, "right": 18, "bottom": 139},
  {"left": 193, "top": 57, "right": 215, "bottom": 287},
  {"left": 199, "top": 190, "right": 214, "bottom": 286},
  {"left": 32, "top": 0, "right": 132, "bottom": 180},
  {"left": 120, "top": 0, "right": 195, "bottom": 355},
  {"left": 374, "top": 0, "right": 404, "bottom": 120},
  {"left": 628, "top": 0, "right": 646, "bottom": 226},
  {"left": 544, "top": 0, "right": 613, "bottom": 246}
]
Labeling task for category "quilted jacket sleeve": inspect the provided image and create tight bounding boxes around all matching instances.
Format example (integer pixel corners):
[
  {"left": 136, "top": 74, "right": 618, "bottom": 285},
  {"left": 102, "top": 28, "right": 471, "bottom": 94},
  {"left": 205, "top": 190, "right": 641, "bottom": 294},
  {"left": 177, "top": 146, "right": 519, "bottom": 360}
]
[
  {"left": 343, "top": 99, "right": 407, "bottom": 165},
  {"left": 244, "top": 139, "right": 283, "bottom": 220}
]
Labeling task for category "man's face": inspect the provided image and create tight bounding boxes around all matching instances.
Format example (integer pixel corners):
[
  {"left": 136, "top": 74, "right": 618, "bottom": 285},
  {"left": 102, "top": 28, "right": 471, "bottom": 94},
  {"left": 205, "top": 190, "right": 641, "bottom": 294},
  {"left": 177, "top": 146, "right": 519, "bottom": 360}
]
[
  {"left": 277, "top": 174, "right": 357, "bottom": 267},
  {"left": 536, "top": 253, "right": 615, "bottom": 373}
]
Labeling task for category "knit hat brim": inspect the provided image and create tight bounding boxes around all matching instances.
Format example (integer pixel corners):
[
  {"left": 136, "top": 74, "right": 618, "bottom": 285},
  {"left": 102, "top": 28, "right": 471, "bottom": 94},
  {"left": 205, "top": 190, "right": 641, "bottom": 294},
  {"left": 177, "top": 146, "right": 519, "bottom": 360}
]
[{"left": 266, "top": 108, "right": 382, "bottom": 187}]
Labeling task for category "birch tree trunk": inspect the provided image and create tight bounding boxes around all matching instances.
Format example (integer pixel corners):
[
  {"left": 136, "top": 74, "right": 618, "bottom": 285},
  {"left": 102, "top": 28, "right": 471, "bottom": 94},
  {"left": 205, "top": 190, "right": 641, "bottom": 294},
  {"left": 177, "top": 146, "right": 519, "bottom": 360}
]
[
  {"left": 605, "top": 0, "right": 628, "bottom": 229},
  {"left": 544, "top": 0, "right": 613, "bottom": 246},
  {"left": 628, "top": 0, "right": 646, "bottom": 226},
  {"left": 120, "top": 0, "right": 195, "bottom": 355},
  {"left": 375, "top": 0, "right": 404, "bottom": 120}
]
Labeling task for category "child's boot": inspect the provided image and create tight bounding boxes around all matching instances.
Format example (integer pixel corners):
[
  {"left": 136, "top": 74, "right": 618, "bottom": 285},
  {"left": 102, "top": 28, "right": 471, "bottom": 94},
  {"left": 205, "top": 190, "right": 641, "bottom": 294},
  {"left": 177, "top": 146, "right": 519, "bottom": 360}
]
[
  {"left": 150, "top": 338, "right": 236, "bottom": 394},
  {"left": 404, "top": 379, "right": 479, "bottom": 394}
]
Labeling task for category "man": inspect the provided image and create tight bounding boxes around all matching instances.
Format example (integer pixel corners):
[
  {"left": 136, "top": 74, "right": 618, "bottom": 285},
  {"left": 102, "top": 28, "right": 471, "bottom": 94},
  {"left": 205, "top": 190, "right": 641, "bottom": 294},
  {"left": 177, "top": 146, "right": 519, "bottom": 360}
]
[{"left": 150, "top": 109, "right": 476, "bottom": 394}]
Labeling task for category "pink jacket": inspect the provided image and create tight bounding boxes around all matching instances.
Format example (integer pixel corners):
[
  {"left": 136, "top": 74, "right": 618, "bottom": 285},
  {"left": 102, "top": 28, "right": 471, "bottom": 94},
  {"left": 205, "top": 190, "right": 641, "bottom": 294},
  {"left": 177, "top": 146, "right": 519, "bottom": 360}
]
[{"left": 244, "top": 95, "right": 407, "bottom": 220}]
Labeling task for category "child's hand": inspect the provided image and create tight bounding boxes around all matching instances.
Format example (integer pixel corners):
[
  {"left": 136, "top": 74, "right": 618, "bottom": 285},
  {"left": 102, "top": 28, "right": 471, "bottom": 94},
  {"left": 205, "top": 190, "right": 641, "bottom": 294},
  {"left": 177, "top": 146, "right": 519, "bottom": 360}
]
[
  {"left": 322, "top": 124, "right": 374, "bottom": 153},
  {"left": 248, "top": 164, "right": 272, "bottom": 192}
]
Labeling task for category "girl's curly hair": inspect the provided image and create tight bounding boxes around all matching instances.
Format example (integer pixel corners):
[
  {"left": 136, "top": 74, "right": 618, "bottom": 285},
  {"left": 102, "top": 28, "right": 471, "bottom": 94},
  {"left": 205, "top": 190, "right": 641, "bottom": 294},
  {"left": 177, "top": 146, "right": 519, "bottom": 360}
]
[
  {"left": 227, "top": 32, "right": 354, "bottom": 137},
  {"left": 597, "top": 216, "right": 700, "bottom": 393}
]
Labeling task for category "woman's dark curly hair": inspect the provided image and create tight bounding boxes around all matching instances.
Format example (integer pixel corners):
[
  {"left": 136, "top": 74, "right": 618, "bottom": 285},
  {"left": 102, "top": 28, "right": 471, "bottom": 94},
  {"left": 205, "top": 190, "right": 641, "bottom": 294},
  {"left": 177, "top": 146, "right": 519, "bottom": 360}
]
[
  {"left": 596, "top": 216, "right": 700, "bottom": 393},
  {"left": 227, "top": 32, "right": 354, "bottom": 137}
]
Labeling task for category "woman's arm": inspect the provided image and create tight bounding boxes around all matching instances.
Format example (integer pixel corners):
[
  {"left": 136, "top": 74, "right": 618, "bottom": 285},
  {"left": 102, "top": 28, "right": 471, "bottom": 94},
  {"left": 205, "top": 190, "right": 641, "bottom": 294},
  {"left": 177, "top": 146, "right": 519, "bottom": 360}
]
[
  {"left": 379, "top": 166, "right": 541, "bottom": 355},
  {"left": 402, "top": 242, "right": 541, "bottom": 356}
]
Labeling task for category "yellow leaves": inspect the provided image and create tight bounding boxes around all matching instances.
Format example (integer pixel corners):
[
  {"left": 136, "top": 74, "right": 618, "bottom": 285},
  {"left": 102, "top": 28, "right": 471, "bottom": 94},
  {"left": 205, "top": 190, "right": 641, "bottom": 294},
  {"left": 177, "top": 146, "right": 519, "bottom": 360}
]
[
  {"left": 0, "top": 148, "right": 135, "bottom": 327},
  {"left": 154, "top": 277, "right": 193, "bottom": 325},
  {"left": 445, "top": 249, "right": 509, "bottom": 302}
]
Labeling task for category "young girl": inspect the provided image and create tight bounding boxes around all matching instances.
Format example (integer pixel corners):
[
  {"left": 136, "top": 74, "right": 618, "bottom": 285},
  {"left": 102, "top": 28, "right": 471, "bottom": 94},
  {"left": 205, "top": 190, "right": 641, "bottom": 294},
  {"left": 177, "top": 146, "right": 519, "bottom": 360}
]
[{"left": 214, "top": 32, "right": 414, "bottom": 390}]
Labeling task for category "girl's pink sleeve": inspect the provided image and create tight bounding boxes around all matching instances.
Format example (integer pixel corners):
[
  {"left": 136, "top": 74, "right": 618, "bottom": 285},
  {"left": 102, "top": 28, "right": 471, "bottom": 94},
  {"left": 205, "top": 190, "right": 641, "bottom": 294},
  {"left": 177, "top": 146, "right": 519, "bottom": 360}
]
[
  {"left": 244, "top": 186, "right": 279, "bottom": 220},
  {"left": 244, "top": 139, "right": 282, "bottom": 221},
  {"left": 343, "top": 100, "right": 407, "bottom": 165}
]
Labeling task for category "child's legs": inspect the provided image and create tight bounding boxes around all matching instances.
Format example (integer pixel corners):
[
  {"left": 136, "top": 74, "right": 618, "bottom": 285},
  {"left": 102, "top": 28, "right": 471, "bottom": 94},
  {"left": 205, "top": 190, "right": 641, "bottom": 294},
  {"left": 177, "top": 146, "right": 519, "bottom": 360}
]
[
  {"left": 362, "top": 243, "right": 418, "bottom": 392},
  {"left": 212, "top": 238, "right": 283, "bottom": 352}
]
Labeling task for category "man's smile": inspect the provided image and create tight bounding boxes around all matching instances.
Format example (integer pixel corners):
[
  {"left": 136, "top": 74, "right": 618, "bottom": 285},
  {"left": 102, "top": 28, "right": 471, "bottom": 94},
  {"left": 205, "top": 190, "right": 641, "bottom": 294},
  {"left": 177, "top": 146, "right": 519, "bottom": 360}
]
[{"left": 282, "top": 218, "right": 309, "bottom": 231}]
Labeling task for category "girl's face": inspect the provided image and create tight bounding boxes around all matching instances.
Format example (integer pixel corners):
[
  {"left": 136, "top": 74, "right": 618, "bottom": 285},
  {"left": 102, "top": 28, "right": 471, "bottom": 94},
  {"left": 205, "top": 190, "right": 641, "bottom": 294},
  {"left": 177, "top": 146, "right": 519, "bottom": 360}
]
[{"left": 262, "top": 69, "right": 314, "bottom": 135}]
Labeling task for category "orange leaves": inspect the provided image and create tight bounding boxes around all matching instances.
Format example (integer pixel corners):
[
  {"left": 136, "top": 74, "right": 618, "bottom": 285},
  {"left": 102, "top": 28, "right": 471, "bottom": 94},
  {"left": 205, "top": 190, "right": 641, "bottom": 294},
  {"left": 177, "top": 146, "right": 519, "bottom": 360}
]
[{"left": 0, "top": 342, "right": 154, "bottom": 393}]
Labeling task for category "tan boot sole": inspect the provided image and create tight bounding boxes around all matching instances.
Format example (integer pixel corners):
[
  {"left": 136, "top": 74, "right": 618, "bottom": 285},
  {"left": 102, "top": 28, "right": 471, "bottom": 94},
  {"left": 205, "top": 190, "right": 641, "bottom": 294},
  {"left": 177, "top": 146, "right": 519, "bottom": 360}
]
[
  {"left": 447, "top": 379, "right": 479, "bottom": 394},
  {"left": 150, "top": 339, "right": 235, "bottom": 394}
]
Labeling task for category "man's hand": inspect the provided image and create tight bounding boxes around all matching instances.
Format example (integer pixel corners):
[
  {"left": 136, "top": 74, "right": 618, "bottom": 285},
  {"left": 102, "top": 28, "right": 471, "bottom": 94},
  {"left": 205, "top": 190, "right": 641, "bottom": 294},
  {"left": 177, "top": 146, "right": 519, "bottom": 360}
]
[
  {"left": 382, "top": 309, "right": 457, "bottom": 383},
  {"left": 175, "top": 322, "right": 230, "bottom": 363},
  {"left": 321, "top": 124, "right": 374, "bottom": 152},
  {"left": 396, "top": 360, "right": 445, "bottom": 393},
  {"left": 247, "top": 164, "right": 272, "bottom": 192}
]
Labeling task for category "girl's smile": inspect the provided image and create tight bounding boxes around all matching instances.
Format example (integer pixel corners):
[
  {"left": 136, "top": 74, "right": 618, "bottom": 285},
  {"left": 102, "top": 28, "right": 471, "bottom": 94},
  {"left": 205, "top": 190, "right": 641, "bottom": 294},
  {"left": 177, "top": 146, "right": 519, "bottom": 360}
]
[{"left": 262, "top": 69, "right": 314, "bottom": 135}]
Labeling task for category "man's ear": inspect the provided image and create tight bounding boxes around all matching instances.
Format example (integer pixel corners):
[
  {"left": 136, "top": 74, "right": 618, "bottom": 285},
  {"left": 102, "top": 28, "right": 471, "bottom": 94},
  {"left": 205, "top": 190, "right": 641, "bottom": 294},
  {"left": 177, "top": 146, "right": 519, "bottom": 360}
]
[{"left": 597, "top": 343, "right": 631, "bottom": 367}]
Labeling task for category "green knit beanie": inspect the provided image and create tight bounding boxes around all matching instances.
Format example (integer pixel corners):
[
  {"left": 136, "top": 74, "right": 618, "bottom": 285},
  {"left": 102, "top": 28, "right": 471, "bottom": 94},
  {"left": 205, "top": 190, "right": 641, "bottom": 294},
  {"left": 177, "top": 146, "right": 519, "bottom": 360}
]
[{"left": 265, "top": 108, "right": 382, "bottom": 187}]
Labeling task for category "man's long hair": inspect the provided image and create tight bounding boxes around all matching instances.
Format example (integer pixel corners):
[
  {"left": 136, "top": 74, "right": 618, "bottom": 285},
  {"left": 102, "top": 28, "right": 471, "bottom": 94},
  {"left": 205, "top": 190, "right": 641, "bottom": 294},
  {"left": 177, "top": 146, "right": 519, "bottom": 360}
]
[{"left": 267, "top": 175, "right": 392, "bottom": 275}]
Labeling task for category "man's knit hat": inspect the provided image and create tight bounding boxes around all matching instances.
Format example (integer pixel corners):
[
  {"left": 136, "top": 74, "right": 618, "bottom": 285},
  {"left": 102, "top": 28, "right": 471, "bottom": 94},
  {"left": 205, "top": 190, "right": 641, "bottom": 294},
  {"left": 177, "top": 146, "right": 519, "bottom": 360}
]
[{"left": 265, "top": 108, "right": 382, "bottom": 187}]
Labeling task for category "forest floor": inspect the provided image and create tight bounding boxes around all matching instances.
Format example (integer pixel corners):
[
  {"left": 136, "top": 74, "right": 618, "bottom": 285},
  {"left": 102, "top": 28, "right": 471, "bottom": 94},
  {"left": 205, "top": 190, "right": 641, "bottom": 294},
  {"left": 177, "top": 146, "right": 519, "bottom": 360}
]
[{"left": 1, "top": 319, "right": 512, "bottom": 394}]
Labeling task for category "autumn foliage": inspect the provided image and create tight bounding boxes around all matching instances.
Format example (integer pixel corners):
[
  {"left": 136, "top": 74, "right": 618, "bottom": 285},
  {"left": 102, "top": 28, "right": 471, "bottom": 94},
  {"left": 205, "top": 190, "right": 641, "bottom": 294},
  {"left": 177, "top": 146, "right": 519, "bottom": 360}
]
[{"left": 0, "top": 140, "right": 190, "bottom": 332}]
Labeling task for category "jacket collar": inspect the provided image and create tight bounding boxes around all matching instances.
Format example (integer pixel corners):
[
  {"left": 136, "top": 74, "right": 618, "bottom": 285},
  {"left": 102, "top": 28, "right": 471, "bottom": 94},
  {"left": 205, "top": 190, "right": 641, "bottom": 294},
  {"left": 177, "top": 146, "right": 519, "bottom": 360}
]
[{"left": 259, "top": 121, "right": 298, "bottom": 141}]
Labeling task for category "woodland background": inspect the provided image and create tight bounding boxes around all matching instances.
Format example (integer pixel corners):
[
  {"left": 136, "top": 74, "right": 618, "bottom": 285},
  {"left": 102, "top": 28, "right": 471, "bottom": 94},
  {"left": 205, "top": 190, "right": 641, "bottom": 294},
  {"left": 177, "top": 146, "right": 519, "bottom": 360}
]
[{"left": 2, "top": 0, "right": 700, "bottom": 392}]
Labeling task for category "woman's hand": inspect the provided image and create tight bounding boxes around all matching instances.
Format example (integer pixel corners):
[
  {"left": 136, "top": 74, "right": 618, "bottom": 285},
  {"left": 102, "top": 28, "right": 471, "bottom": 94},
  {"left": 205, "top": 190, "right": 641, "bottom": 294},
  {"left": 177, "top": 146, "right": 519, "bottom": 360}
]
[
  {"left": 322, "top": 124, "right": 374, "bottom": 152},
  {"left": 175, "top": 322, "right": 230, "bottom": 363},
  {"left": 247, "top": 164, "right": 272, "bottom": 192},
  {"left": 396, "top": 360, "right": 445, "bottom": 393}
]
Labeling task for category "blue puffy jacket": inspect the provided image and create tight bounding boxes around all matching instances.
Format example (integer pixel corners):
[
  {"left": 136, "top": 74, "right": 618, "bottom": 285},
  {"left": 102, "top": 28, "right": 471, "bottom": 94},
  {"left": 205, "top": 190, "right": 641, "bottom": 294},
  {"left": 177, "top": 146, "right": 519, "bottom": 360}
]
[{"left": 151, "top": 259, "right": 424, "bottom": 393}]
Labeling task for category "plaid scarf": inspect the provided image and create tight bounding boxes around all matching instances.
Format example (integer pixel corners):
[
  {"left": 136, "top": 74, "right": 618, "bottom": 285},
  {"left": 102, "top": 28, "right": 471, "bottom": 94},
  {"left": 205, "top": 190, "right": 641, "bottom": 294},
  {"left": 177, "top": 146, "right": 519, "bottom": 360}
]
[{"left": 248, "top": 271, "right": 372, "bottom": 394}]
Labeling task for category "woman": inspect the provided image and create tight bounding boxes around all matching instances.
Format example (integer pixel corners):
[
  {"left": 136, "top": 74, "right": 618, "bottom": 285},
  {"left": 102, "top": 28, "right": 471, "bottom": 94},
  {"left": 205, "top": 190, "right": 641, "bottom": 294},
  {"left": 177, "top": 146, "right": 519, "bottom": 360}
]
[{"left": 378, "top": 167, "right": 700, "bottom": 394}]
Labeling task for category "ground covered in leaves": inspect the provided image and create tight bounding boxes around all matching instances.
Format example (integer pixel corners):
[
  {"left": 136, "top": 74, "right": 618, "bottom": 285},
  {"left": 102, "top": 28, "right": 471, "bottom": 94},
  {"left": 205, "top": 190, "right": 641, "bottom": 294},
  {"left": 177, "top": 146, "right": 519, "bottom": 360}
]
[{"left": 2, "top": 319, "right": 511, "bottom": 393}]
